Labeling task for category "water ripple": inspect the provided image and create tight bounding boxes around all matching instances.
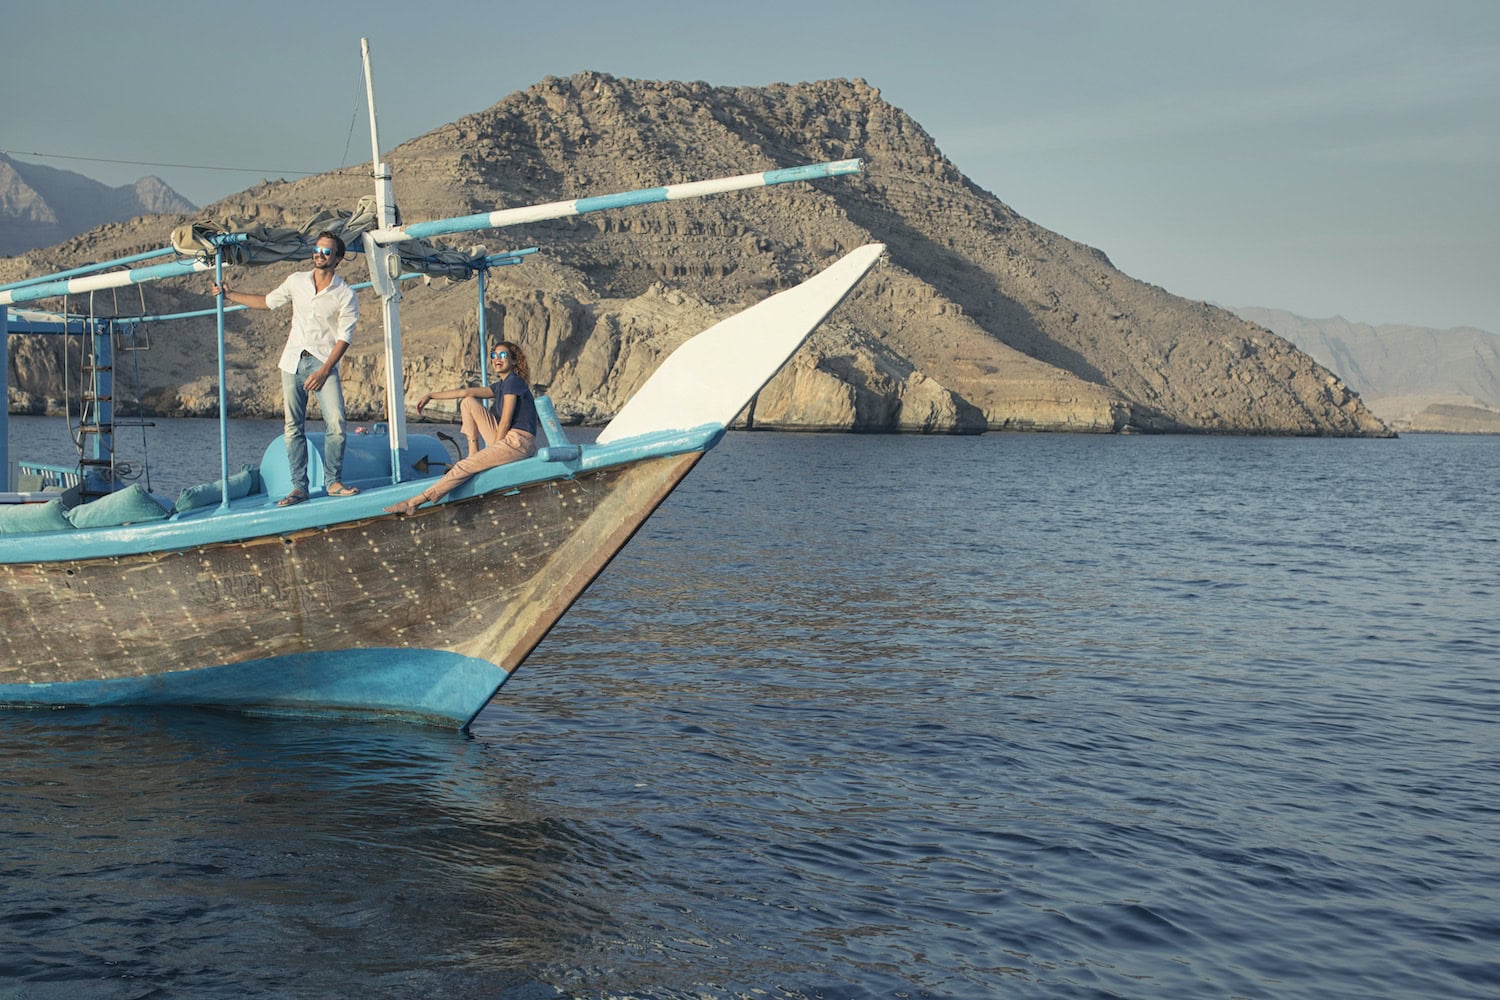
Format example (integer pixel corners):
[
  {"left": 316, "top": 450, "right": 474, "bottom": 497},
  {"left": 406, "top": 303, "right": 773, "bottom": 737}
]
[{"left": 3, "top": 429, "right": 1500, "bottom": 997}]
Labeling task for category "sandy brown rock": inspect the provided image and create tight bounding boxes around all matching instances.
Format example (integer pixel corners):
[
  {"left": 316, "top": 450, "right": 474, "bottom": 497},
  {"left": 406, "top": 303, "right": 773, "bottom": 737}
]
[
  {"left": 1405, "top": 403, "right": 1500, "bottom": 434},
  {"left": 3, "top": 74, "right": 1390, "bottom": 436}
]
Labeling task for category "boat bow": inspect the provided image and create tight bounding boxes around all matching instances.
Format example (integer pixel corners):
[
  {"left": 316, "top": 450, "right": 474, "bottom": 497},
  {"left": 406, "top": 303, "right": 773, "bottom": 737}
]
[{"left": 599, "top": 243, "right": 886, "bottom": 443}]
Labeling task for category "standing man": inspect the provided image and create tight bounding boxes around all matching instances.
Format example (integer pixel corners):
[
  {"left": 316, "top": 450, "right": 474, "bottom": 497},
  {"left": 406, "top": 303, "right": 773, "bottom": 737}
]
[{"left": 214, "top": 231, "right": 360, "bottom": 505}]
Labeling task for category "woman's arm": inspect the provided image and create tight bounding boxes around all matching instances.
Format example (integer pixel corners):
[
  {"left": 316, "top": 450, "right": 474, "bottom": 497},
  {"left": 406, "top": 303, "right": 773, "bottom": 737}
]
[
  {"left": 414, "top": 384, "right": 492, "bottom": 416},
  {"left": 495, "top": 393, "right": 518, "bottom": 437}
]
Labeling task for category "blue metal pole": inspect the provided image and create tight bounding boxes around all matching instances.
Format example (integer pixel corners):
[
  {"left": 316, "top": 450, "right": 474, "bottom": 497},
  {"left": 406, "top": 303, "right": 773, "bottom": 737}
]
[
  {"left": 82, "top": 319, "right": 115, "bottom": 496},
  {"left": 0, "top": 305, "right": 8, "bottom": 487},
  {"left": 215, "top": 247, "right": 231, "bottom": 511},
  {"left": 477, "top": 267, "right": 489, "bottom": 388}
]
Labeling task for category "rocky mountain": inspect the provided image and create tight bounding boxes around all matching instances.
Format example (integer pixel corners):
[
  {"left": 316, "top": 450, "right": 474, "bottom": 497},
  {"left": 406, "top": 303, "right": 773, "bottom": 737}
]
[
  {"left": 3, "top": 75, "right": 1388, "bottom": 436},
  {"left": 1234, "top": 308, "right": 1500, "bottom": 433},
  {"left": 0, "top": 153, "right": 196, "bottom": 256}
]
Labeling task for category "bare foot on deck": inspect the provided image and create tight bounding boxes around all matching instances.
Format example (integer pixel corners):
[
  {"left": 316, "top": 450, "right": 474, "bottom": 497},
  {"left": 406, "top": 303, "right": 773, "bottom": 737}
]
[{"left": 383, "top": 498, "right": 422, "bottom": 516}]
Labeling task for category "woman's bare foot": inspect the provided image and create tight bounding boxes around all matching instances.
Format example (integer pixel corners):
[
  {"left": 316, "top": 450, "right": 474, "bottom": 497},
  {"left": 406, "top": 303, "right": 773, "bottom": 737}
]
[{"left": 383, "top": 497, "right": 422, "bottom": 515}]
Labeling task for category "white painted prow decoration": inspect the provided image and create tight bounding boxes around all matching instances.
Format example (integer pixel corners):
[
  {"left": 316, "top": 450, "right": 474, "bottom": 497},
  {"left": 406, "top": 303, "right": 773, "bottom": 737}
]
[{"left": 597, "top": 243, "right": 885, "bottom": 444}]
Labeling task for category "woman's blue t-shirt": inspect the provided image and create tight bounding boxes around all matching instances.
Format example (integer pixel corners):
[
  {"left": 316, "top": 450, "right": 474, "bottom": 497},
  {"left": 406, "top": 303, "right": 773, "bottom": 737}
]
[{"left": 492, "top": 373, "right": 539, "bottom": 437}]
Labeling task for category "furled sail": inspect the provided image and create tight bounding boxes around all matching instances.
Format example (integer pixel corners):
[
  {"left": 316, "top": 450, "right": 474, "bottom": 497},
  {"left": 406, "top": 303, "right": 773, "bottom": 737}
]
[{"left": 170, "top": 195, "right": 490, "bottom": 280}]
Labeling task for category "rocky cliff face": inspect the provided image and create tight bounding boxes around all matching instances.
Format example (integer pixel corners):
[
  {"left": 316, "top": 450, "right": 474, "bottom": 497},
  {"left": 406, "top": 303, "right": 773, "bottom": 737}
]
[{"left": 3, "top": 76, "right": 1389, "bottom": 436}]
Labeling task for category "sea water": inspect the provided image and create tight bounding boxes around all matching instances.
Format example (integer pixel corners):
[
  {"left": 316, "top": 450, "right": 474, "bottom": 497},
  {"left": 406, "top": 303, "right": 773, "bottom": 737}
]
[{"left": 2, "top": 423, "right": 1497, "bottom": 998}]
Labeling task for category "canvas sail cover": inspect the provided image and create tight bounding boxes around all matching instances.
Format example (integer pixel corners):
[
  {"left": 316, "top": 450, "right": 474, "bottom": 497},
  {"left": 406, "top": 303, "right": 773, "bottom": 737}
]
[{"left": 170, "top": 196, "right": 489, "bottom": 280}]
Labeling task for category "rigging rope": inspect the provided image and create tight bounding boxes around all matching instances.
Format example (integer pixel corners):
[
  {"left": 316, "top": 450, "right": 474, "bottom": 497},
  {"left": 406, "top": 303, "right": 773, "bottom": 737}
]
[{"left": 340, "top": 58, "right": 364, "bottom": 170}]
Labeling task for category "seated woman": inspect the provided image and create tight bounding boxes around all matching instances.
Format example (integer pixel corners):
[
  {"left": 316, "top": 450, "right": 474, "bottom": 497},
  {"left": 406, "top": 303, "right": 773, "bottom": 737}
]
[{"left": 383, "top": 341, "right": 539, "bottom": 515}]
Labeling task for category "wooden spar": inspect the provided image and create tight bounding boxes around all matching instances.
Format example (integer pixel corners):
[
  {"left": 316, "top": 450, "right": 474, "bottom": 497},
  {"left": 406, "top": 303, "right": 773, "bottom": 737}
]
[
  {"left": 375, "top": 158, "right": 863, "bottom": 245},
  {"left": 27, "top": 250, "right": 540, "bottom": 328},
  {"left": 359, "top": 37, "right": 410, "bottom": 480},
  {"left": 0, "top": 256, "right": 214, "bottom": 307},
  {"left": 0, "top": 160, "right": 861, "bottom": 309},
  {"left": 9, "top": 251, "right": 539, "bottom": 329},
  {"left": 362, "top": 38, "right": 385, "bottom": 189},
  {"left": 0, "top": 247, "right": 178, "bottom": 293}
]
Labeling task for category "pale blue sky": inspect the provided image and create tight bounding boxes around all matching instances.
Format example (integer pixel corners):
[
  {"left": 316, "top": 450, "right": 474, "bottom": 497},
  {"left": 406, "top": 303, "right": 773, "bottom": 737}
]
[{"left": 4, "top": 0, "right": 1496, "bottom": 331}]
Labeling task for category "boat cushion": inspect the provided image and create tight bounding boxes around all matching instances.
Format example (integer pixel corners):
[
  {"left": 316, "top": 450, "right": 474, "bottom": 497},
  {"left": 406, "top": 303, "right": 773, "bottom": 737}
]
[
  {"left": 174, "top": 464, "right": 262, "bottom": 513},
  {"left": 0, "top": 498, "right": 75, "bottom": 535},
  {"left": 66, "top": 483, "right": 171, "bottom": 529},
  {"left": 260, "top": 431, "right": 454, "bottom": 497}
]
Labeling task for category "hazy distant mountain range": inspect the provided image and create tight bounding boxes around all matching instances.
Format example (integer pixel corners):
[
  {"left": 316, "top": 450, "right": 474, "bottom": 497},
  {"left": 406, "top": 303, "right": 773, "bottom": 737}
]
[
  {"left": 0, "top": 152, "right": 195, "bottom": 256},
  {"left": 1233, "top": 308, "right": 1500, "bottom": 433}
]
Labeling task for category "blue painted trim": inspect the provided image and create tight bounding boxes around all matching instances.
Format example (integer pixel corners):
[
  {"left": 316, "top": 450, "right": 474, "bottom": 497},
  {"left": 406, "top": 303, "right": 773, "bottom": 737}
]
[
  {"left": 575, "top": 187, "right": 669, "bottom": 214},
  {"left": 0, "top": 647, "right": 510, "bottom": 729},
  {"left": 0, "top": 423, "right": 723, "bottom": 563},
  {"left": 764, "top": 159, "right": 862, "bottom": 184},
  {"left": 401, "top": 212, "right": 497, "bottom": 241},
  {"left": 533, "top": 395, "right": 581, "bottom": 462},
  {"left": 534, "top": 395, "right": 569, "bottom": 443},
  {"left": 3, "top": 315, "right": 94, "bottom": 335}
]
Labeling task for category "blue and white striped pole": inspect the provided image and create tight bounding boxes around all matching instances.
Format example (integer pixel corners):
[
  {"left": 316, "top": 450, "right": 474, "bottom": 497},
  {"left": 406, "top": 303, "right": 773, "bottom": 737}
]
[
  {"left": 0, "top": 160, "right": 861, "bottom": 307},
  {"left": 0, "top": 247, "right": 178, "bottom": 293},
  {"left": 477, "top": 267, "right": 490, "bottom": 387},
  {"left": 372, "top": 159, "right": 863, "bottom": 244},
  {"left": 0, "top": 257, "right": 213, "bottom": 307},
  {"left": 0, "top": 234, "right": 253, "bottom": 307}
]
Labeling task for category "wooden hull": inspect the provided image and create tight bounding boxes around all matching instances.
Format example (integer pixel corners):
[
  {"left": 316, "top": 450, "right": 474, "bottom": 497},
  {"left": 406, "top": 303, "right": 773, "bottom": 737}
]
[
  {"left": 0, "top": 451, "right": 700, "bottom": 727},
  {"left": 2, "top": 242, "right": 885, "bottom": 728}
]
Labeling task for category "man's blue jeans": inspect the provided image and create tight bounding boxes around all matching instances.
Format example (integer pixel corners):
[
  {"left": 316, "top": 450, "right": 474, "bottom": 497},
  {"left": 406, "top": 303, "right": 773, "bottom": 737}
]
[{"left": 282, "top": 353, "right": 346, "bottom": 493}]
